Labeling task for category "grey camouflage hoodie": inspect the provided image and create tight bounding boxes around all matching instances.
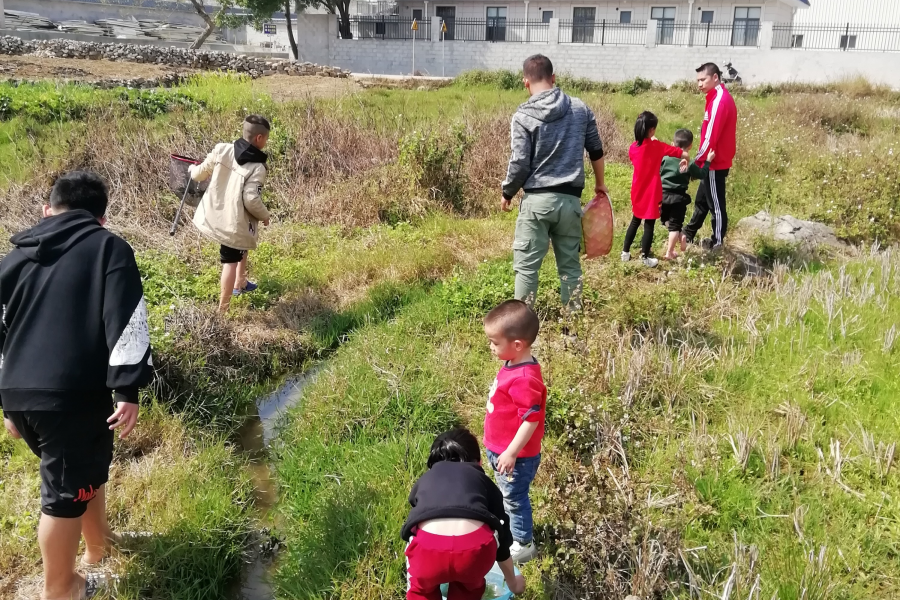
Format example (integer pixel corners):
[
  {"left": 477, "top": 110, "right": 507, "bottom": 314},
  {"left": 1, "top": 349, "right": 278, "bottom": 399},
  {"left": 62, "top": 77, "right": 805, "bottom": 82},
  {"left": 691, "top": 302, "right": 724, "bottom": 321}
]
[{"left": 502, "top": 87, "right": 605, "bottom": 200}]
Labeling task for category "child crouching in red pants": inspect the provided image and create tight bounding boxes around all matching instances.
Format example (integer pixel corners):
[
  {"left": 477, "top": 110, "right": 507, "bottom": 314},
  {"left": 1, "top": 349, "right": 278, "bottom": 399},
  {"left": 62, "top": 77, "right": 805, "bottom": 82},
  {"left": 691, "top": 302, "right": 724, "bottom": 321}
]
[{"left": 402, "top": 428, "right": 526, "bottom": 600}]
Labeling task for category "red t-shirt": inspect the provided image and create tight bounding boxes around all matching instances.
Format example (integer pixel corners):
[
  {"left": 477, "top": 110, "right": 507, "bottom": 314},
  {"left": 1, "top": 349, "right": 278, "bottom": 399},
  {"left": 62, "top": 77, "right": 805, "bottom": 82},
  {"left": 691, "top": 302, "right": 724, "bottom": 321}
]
[
  {"left": 628, "top": 139, "right": 684, "bottom": 220},
  {"left": 483, "top": 361, "right": 547, "bottom": 458}
]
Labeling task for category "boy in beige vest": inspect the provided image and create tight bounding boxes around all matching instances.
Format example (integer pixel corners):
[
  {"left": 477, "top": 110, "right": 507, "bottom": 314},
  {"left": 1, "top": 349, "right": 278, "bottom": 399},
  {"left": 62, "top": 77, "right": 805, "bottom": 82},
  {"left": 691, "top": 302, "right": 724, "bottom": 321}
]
[{"left": 190, "top": 115, "right": 271, "bottom": 312}]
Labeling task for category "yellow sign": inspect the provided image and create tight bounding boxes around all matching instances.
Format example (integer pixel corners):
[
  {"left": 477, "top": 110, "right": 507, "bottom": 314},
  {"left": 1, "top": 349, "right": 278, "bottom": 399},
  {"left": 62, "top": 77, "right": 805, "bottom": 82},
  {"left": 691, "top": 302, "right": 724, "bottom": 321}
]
[
  {"left": 441, "top": 21, "right": 447, "bottom": 32},
  {"left": 411, "top": 18, "right": 418, "bottom": 30}
]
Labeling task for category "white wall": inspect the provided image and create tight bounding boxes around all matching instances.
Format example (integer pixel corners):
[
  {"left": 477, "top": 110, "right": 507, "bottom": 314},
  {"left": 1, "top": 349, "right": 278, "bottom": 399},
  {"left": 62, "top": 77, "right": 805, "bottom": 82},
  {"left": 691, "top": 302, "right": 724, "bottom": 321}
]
[{"left": 291, "top": 14, "right": 900, "bottom": 88}]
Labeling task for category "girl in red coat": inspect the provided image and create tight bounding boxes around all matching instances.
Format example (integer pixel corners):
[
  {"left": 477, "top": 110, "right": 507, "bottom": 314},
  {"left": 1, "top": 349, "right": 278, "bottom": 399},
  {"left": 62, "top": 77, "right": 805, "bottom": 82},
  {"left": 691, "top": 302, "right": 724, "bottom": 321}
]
[{"left": 623, "top": 111, "right": 689, "bottom": 267}]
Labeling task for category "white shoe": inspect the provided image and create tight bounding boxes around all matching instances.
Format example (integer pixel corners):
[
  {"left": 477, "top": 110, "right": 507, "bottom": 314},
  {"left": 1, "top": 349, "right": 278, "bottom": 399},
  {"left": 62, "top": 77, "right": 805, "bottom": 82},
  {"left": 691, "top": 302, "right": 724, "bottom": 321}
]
[
  {"left": 510, "top": 541, "right": 537, "bottom": 564},
  {"left": 621, "top": 251, "right": 631, "bottom": 262},
  {"left": 642, "top": 257, "right": 659, "bottom": 268}
]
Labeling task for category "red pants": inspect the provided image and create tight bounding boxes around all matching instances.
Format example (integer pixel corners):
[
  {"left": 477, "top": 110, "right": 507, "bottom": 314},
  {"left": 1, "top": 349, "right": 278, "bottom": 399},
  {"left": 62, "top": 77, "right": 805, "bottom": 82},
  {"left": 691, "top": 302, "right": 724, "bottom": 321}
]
[{"left": 405, "top": 525, "right": 498, "bottom": 600}]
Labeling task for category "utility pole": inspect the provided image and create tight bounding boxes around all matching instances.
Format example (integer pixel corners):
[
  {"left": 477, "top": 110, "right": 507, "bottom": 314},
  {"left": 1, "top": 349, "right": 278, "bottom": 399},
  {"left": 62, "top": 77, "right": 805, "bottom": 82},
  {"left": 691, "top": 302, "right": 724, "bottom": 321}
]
[
  {"left": 441, "top": 19, "right": 447, "bottom": 77},
  {"left": 411, "top": 18, "right": 418, "bottom": 76}
]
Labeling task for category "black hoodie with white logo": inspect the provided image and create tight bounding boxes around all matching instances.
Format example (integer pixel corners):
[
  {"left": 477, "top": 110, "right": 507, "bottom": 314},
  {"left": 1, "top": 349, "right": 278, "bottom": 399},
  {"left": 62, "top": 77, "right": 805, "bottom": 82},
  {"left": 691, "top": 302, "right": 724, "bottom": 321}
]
[{"left": 0, "top": 210, "right": 153, "bottom": 411}]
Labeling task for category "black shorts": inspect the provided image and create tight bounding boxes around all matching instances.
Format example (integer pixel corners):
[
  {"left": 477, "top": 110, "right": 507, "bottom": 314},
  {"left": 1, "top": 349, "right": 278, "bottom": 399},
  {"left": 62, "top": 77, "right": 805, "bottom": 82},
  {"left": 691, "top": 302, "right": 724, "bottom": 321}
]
[
  {"left": 219, "top": 245, "right": 247, "bottom": 264},
  {"left": 661, "top": 192, "right": 690, "bottom": 233},
  {"left": 5, "top": 407, "right": 114, "bottom": 518}
]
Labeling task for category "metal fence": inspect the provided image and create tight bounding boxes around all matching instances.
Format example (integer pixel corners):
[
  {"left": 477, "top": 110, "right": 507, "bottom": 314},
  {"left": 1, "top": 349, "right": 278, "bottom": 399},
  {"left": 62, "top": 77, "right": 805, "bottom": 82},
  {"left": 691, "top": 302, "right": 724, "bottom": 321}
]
[
  {"left": 558, "top": 20, "right": 646, "bottom": 45},
  {"left": 773, "top": 23, "right": 900, "bottom": 52},
  {"left": 654, "top": 21, "right": 760, "bottom": 47},
  {"left": 347, "top": 16, "right": 431, "bottom": 40},
  {"left": 441, "top": 19, "right": 549, "bottom": 42}
]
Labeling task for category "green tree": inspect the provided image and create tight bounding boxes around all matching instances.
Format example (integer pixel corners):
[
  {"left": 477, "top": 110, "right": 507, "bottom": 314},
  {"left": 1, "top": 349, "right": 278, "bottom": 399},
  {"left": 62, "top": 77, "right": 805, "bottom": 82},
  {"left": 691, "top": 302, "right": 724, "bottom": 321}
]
[
  {"left": 186, "top": 0, "right": 316, "bottom": 57},
  {"left": 312, "top": 0, "right": 353, "bottom": 39}
]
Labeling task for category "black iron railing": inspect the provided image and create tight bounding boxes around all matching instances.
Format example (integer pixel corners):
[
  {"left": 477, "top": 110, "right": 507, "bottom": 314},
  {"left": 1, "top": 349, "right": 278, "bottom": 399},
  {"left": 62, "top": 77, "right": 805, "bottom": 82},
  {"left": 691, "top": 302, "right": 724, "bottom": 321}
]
[
  {"left": 347, "top": 15, "right": 431, "bottom": 40},
  {"left": 558, "top": 19, "right": 646, "bottom": 44},
  {"left": 441, "top": 18, "right": 549, "bottom": 42},
  {"left": 773, "top": 23, "right": 900, "bottom": 52},
  {"left": 653, "top": 21, "right": 760, "bottom": 47}
]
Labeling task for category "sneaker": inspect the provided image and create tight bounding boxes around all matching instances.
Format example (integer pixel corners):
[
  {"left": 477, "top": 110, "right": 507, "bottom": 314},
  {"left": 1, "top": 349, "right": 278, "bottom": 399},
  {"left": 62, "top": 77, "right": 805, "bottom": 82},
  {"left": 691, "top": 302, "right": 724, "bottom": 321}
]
[
  {"left": 621, "top": 251, "right": 631, "bottom": 262},
  {"left": 710, "top": 243, "right": 724, "bottom": 254},
  {"left": 510, "top": 541, "right": 538, "bottom": 564},
  {"left": 700, "top": 238, "right": 714, "bottom": 251},
  {"left": 642, "top": 257, "right": 659, "bottom": 268},
  {"left": 233, "top": 281, "right": 259, "bottom": 296}
]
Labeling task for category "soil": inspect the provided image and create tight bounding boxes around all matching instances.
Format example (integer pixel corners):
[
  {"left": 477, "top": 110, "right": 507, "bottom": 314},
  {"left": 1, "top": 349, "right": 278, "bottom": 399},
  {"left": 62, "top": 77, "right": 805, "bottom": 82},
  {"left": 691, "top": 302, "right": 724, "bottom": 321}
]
[
  {"left": 252, "top": 74, "right": 361, "bottom": 100},
  {"left": 0, "top": 55, "right": 363, "bottom": 100},
  {"left": 0, "top": 55, "right": 194, "bottom": 81}
]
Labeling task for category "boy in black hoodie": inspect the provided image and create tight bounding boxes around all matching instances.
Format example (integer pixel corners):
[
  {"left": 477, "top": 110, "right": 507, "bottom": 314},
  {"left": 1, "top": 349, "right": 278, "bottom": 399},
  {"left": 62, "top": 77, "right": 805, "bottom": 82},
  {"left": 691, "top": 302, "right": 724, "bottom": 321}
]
[{"left": 0, "top": 172, "right": 154, "bottom": 600}]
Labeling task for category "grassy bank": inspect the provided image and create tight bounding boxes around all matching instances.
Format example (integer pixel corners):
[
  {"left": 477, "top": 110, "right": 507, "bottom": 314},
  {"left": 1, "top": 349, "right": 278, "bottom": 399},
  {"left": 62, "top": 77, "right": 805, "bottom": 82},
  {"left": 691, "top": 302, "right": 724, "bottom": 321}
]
[
  {"left": 1, "top": 71, "right": 899, "bottom": 598},
  {"left": 273, "top": 246, "right": 900, "bottom": 599}
]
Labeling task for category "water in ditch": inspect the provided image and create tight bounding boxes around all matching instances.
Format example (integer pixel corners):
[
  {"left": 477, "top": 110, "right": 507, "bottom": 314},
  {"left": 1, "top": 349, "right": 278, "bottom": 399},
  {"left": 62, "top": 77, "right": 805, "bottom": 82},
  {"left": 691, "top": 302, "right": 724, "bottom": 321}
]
[{"left": 233, "top": 368, "right": 321, "bottom": 600}]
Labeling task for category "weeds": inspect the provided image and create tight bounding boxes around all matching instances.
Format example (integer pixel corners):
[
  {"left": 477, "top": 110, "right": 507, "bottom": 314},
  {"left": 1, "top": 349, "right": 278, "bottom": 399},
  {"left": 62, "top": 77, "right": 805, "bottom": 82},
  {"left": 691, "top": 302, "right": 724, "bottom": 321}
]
[
  {"left": 399, "top": 124, "right": 472, "bottom": 210},
  {"left": 3, "top": 73, "right": 900, "bottom": 600}
]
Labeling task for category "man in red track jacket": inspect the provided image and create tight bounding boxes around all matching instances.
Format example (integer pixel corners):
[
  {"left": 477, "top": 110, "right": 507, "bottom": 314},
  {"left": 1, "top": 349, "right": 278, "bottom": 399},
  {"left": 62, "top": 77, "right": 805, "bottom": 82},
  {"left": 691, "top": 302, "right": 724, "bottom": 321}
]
[{"left": 682, "top": 63, "right": 737, "bottom": 250}]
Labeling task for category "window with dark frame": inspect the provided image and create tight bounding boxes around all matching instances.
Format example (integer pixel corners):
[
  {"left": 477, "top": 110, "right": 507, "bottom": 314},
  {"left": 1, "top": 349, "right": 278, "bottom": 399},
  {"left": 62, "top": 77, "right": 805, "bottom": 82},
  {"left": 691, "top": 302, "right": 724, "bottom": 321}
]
[
  {"left": 486, "top": 6, "right": 507, "bottom": 41},
  {"left": 700, "top": 10, "right": 714, "bottom": 23},
  {"left": 619, "top": 10, "right": 631, "bottom": 23},
  {"left": 791, "top": 34, "right": 803, "bottom": 47},
  {"left": 436, "top": 6, "right": 455, "bottom": 39},
  {"left": 732, "top": 7, "right": 761, "bottom": 46},
  {"left": 651, "top": 7, "right": 676, "bottom": 45},
  {"left": 572, "top": 7, "right": 596, "bottom": 43},
  {"left": 840, "top": 34, "right": 856, "bottom": 49}
]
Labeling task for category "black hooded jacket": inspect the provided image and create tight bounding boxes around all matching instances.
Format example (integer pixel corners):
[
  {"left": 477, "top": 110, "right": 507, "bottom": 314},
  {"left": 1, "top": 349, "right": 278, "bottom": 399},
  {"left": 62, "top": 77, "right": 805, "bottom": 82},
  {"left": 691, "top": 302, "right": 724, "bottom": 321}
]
[
  {"left": 401, "top": 461, "right": 514, "bottom": 562},
  {"left": 0, "top": 210, "right": 153, "bottom": 411}
]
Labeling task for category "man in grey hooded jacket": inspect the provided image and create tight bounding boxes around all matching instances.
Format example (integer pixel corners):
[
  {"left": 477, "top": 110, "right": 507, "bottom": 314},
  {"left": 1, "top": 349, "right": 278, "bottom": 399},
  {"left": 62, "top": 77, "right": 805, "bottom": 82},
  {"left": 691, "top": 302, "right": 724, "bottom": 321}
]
[{"left": 502, "top": 54, "right": 607, "bottom": 311}]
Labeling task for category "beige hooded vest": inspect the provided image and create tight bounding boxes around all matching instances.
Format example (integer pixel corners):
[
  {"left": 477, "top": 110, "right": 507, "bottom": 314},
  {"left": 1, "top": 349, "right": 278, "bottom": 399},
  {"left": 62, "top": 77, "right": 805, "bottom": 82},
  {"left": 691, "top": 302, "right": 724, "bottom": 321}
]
[{"left": 189, "top": 142, "right": 271, "bottom": 251}]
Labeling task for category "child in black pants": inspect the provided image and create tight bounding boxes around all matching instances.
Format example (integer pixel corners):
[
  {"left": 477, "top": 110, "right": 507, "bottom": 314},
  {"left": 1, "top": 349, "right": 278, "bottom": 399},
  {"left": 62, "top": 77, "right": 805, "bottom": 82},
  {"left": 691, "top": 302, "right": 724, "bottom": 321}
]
[{"left": 659, "top": 129, "right": 715, "bottom": 260}]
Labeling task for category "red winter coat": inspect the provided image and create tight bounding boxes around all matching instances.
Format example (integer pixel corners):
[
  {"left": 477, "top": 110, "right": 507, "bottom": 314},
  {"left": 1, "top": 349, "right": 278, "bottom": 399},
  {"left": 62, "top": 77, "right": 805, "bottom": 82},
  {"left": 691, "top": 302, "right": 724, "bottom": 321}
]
[
  {"left": 696, "top": 84, "right": 737, "bottom": 170},
  {"left": 628, "top": 139, "right": 684, "bottom": 220}
]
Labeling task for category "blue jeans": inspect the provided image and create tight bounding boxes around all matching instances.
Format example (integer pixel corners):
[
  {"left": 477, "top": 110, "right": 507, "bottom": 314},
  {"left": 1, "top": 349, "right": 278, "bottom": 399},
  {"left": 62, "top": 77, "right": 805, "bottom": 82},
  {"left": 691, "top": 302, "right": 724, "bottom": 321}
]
[{"left": 485, "top": 449, "right": 541, "bottom": 544}]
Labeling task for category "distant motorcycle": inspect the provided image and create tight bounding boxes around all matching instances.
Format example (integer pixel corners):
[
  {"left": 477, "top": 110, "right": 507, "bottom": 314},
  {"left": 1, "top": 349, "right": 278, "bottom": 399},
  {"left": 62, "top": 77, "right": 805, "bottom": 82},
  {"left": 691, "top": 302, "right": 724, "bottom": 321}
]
[{"left": 722, "top": 62, "right": 742, "bottom": 85}]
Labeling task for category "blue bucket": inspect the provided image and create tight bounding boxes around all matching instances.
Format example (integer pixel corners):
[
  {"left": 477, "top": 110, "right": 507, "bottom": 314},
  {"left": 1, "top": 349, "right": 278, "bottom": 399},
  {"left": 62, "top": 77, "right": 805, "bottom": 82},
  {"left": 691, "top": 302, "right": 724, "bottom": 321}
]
[{"left": 439, "top": 563, "right": 519, "bottom": 600}]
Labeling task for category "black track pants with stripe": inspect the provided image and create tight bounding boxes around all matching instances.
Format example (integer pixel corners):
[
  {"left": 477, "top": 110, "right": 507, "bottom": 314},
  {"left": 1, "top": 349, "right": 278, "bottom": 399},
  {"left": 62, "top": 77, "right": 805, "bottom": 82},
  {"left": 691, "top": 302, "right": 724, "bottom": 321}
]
[{"left": 682, "top": 168, "right": 729, "bottom": 246}]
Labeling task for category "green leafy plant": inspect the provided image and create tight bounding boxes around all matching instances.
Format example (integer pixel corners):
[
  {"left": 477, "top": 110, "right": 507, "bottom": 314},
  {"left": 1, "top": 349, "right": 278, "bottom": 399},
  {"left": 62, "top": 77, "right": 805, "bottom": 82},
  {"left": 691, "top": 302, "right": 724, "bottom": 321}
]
[
  {"left": 399, "top": 124, "right": 472, "bottom": 210},
  {"left": 123, "top": 89, "right": 207, "bottom": 118}
]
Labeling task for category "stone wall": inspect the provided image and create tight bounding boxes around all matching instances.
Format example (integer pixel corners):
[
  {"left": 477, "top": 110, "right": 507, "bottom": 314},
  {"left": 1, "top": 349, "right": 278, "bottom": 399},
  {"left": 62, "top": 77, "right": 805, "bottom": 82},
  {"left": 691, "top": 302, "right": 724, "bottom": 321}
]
[{"left": 0, "top": 36, "right": 350, "bottom": 79}]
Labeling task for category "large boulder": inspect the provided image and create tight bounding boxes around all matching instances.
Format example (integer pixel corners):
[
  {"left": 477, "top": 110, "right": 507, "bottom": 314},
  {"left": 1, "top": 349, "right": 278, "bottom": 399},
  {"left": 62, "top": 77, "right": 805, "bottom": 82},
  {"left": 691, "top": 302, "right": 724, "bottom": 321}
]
[{"left": 737, "top": 211, "right": 845, "bottom": 248}]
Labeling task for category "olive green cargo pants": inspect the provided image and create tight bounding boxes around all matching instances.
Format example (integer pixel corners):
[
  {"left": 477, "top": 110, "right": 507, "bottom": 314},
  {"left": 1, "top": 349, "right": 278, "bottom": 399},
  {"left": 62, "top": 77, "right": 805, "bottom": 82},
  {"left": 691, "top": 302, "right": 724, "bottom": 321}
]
[{"left": 513, "top": 192, "right": 583, "bottom": 310}]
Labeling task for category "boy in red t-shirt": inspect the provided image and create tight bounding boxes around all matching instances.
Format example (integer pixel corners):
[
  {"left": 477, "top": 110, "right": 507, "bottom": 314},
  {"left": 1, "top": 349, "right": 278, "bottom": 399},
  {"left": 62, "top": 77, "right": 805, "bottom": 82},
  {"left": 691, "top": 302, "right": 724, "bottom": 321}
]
[{"left": 482, "top": 300, "right": 547, "bottom": 564}]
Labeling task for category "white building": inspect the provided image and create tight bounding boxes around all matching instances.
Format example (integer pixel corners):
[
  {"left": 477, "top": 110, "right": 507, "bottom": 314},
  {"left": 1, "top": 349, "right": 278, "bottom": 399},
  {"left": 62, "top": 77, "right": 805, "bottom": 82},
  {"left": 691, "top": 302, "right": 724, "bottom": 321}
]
[
  {"left": 350, "top": 0, "right": 808, "bottom": 24},
  {"left": 795, "top": 0, "right": 900, "bottom": 24}
]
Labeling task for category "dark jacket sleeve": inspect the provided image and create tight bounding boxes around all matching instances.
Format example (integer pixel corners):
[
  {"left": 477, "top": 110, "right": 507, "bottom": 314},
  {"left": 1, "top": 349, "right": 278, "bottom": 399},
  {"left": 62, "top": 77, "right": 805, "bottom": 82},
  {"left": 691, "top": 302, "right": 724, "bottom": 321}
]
[
  {"left": 501, "top": 113, "right": 533, "bottom": 201},
  {"left": 688, "top": 161, "right": 710, "bottom": 181},
  {"left": 104, "top": 241, "right": 154, "bottom": 404},
  {"left": 486, "top": 477, "right": 513, "bottom": 562},
  {"left": 584, "top": 107, "right": 605, "bottom": 162}
]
